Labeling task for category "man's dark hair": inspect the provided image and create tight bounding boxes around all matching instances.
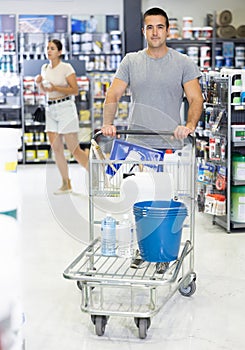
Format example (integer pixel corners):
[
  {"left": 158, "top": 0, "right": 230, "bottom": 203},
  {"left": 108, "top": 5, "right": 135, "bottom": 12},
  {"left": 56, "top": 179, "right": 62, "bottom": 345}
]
[{"left": 143, "top": 7, "right": 169, "bottom": 29}]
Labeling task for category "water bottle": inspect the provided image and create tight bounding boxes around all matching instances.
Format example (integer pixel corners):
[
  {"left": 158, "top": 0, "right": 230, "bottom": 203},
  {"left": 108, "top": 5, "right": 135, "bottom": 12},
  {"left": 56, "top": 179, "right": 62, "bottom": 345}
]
[
  {"left": 117, "top": 214, "right": 134, "bottom": 258},
  {"left": 101, "top": 213, "right": 116, "bottom": 256},
  {"left": 163, "top": 149, "right": 179, "bottom": 192}
]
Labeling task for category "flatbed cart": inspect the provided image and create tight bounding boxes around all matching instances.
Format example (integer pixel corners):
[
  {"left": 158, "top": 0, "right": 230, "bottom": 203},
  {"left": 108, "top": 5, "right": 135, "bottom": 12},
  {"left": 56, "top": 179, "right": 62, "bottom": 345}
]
[{"left": 63, "top": 130, "right": 197, "bottom": 339}]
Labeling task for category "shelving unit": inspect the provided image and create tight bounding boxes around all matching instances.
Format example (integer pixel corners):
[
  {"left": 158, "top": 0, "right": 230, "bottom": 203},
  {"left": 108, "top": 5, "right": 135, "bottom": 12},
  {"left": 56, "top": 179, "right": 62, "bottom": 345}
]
[
  {"left": 0, "top": 15, "right": 23, "bottom": 161},
  {"left": 18, "top": 32, "right": 70, "bottom": 62},
  {"left": 167, "top": 37, "right": 245, "bottom": 71},
  {"left": 167, "top": 11, "right": 245, "bottom": 71},
  {"left": 71, "top": 31, "right": 123, "bottom": 72},
  {"left": 225, "top": 69, "right": 245, "bottom": 231},
  {"left": 0, "top": 12, "right": 243, "bottom": 166},
  {"left": 196, "top": 69, "right": 245, "bottom": 232}
]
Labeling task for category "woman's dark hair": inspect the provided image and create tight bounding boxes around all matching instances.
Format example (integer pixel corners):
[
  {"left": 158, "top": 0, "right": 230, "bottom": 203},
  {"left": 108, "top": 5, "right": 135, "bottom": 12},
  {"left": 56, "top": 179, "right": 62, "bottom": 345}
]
[
  {"left": 50, "top": 39, "right": 63, "bottom": 51},
  {"left": 143, "top": 7, "right": 169, "bottom": 29}
]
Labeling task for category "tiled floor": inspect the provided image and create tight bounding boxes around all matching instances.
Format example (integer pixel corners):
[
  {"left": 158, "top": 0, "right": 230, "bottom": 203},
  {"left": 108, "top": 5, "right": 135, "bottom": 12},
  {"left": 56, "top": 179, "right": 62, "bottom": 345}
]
[{"left": 14, "top": 164, "right": 245, "bottom": 349}]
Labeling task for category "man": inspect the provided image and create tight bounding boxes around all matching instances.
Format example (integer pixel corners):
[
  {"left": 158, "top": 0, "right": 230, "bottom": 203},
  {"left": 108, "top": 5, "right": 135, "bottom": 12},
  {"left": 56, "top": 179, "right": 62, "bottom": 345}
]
[
  {"left": 102, "top": 7, "right": 203, "bottom": 141},
  {"left": 102, "top": 7, "right": 203, "bottom": 272}
]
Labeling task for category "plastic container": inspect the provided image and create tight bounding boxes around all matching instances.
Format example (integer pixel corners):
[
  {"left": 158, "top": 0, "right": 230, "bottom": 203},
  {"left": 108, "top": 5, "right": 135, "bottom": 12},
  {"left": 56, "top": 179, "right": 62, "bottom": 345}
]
[
  {"left": 163, "top": 149, "right": 177, "bottom": 171},
  {"left": 201, "top": 26, "right": 213, "bottom": 39},
  {"left": 235, "top": 57, "right": 245, "bottom": 68},
  {"left": 163, "top": 145, "right": 192, "bottom": 195},
  {"left": 169, "top": 18, "right": 178, "bottom": 28},
  {"left": 200, "top": 46, "right": 211, "bottom": 57},
  {"left": 232, "top": 154, "right": 245, "bottom": 181},
  {"left": 163, "top": 150, "right": 179, "bottom": 193},
  {"left": 192, "top": 27, "right": 202, "bottom": 39},
  {"left": 182, "top": 17, "right": 193, "bottom": 28},
  {"left": 200, "top": 57, "right": 211, "bottom": 68},
  {"left": 182, "top": 28, "right": 193, "bottom": 39},
  {"left": 224, "top": 57, "right": 234, "bottom": 67},
  {"left": 215, "top": 56, "right": 224, "bottom": 68},
  {"left": 235, "top": 46, "right": 245, "bottom": 57},
  {"left": 133, "top": 200, "right": 188, "bottom": 262},
  {"left": 187, "top": 46, "right": 199, "bottom": 58},
  {"left": 101, "top": 213, "right": 116, "bottom": 256},
  {"left": 168, "top": 27, "right": 180, "bottom": 39},
  {"left": 231, "top": 186, "right": 245, "bottom": 223},
  {"left": 215, "top": 46, "right": 223, "bottom": 56},
  {"left": 117, "top": 214, "right": 134, "bottom": 258},
  {"left": 231, "top": 125, "right": 245, "bottom": 142}
]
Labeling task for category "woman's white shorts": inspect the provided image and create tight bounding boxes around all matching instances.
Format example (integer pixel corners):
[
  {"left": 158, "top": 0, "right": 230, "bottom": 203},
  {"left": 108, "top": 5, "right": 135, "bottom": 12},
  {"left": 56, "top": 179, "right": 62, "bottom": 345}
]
[{"left": 45, "top": 99, "right": 79, "bottom": 134}]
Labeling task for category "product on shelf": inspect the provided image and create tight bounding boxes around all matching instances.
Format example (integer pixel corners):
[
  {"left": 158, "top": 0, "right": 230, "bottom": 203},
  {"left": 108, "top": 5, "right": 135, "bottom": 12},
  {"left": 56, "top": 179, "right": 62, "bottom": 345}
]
[{"left": 231, "top": 186, "right": 245, "bottom": 223}]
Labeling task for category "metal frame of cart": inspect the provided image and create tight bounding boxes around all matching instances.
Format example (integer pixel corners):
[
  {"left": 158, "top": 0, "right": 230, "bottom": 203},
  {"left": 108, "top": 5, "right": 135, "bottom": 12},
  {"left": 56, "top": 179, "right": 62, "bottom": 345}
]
[{"left": 63, "top": 130, "right": 197, "bottom": 339}]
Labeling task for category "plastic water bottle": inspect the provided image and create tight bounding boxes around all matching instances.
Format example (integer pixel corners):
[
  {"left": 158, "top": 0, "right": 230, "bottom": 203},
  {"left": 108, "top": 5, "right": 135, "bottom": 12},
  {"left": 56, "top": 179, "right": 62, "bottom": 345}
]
[
  {"left": 163, "top": 149, "right": 179, "bottom": 193},
  {"left": 101, "top": 213, "right": 116, "bottom": 256},
  {"left": 117, "top": 214, "right": 134, "bottom": 258}
]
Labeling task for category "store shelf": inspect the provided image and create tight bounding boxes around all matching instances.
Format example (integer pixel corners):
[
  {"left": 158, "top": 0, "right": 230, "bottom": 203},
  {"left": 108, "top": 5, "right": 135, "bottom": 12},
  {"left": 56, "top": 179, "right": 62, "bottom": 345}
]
[{"left": 197, "top": 70, "right": 245, "bottom": 233}]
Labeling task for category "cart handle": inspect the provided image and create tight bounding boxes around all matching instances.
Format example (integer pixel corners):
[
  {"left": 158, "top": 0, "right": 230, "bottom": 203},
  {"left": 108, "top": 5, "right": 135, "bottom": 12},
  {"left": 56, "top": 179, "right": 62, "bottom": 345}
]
[{"left": 92, "top": 129, "right": 195, "bottom": 145}]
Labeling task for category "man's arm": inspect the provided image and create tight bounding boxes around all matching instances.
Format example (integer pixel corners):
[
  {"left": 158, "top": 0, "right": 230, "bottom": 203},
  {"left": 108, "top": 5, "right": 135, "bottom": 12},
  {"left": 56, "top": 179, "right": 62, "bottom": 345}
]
[
  {"left": 174, "top": 78, "right": 203, "bottom": 139},
  {"left": 102, "top": 78, "right": 128, "bottom": 137}
]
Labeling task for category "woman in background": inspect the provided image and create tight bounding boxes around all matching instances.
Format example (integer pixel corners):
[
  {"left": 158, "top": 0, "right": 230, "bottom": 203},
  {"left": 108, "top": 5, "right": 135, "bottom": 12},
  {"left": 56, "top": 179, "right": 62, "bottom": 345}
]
[{"left": 35, "top": 39, "right": 88, "bottom": 195}]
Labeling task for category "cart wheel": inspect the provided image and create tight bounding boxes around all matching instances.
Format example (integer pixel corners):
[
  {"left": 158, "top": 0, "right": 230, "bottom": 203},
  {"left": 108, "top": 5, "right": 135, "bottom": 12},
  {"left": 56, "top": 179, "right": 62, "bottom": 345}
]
[
  {"left": 179, "top": 279, "right": 196, "bottom": 297},
  {"left": 134, "top": 317, "right": 151, "bottom": 339},
  {"left": 138, "top": 318, "right": 149, "bottom": 339},
  {"left": 91, "top": 315, "right": 108, "bottom": 336}
]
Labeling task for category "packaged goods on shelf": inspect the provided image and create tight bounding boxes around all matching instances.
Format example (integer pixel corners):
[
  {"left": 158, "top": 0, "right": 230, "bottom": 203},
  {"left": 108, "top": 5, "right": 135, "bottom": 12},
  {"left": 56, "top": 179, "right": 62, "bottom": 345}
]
[
  {"left": 25, "top": 150, "right": 36, "bottom": 161},
  {"left": 204, "top": 193, "right": 226, "bottom": 216},
  {"left": 168, "top": 18, "right": 180, "bottom": 39},
  {"left": 37, "top": 150, "right": 49, "bottom": 161},
  {"left": 182, "top": 17, "right": 193, "bottom": 28},
  {"left": 231, "top": 186, "right": 245, "bottom": 223},
  {"left": 79, "top": 110, "right": 90, "bottom": 122}
]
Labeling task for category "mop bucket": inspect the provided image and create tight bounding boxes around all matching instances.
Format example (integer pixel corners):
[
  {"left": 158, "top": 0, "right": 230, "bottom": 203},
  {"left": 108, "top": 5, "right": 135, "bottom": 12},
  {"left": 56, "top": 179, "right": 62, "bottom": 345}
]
[{"left": 133, "top": 200, "right": 188, "bottom": 262}]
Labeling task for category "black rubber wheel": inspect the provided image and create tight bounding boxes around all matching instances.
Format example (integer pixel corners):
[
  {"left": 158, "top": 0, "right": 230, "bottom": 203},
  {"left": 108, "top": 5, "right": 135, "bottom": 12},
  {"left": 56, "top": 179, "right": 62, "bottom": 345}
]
[
  {"left": 134, "top": 317, "right": 151, "bottom": 339},
  {"left": 179, "top": 279, "right": 196, "bottom": 297},
  {"left": 91, "top": 315, "right": 107, "bottom": 336}
]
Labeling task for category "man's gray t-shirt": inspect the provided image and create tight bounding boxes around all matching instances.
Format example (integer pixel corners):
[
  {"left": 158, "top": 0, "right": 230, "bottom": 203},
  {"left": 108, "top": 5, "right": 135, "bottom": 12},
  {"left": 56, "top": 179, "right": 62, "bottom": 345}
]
[{"left": 115, "top": 48, "right": 201, "bottom": 148}]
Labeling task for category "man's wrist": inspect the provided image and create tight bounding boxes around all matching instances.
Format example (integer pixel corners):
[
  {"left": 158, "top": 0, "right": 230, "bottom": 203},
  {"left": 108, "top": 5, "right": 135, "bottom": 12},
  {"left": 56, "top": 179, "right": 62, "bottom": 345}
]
[{"left": 185, "top": 123, "right": 196, "bottom": 131}]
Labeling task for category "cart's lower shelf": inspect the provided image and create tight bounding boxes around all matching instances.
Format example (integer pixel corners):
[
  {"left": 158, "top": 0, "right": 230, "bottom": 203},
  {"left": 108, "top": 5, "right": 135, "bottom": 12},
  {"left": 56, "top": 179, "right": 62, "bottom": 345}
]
[{"left": 63, "top": 237, "right": 193, "bottom": 286}]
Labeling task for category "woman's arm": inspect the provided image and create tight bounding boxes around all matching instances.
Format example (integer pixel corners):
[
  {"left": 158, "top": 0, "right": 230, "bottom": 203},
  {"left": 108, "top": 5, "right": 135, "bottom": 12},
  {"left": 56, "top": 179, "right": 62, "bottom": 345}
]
[{"left": 45, "top": 73, "right": 79, "bottom": 96}]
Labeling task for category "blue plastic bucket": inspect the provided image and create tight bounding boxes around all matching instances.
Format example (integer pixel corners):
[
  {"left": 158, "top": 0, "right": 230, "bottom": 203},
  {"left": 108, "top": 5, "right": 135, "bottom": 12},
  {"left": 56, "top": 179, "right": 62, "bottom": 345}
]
[{"left": 133, "top": 200, "right": 188, "bottom": 262}]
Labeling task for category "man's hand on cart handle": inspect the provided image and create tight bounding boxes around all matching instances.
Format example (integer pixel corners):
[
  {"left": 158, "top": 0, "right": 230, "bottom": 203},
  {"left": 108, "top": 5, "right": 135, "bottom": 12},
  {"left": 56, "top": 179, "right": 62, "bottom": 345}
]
[
  {"left": 101, "top": 124, "right": 194, "bottom": 140},
  {"left": 174, "top": 125, "right": 195, "bottom": 140},
  {"left": 101, "top": 124, "right": 117, "bottom": 137}
]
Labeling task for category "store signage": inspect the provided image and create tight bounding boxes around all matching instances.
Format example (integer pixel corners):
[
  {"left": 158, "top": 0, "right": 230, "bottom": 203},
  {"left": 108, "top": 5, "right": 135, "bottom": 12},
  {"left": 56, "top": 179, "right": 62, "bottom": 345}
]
[
  {"left": 0, "top": 15, "right": 16, "bottom": 33},
  {"left": 18, "top": 15, "right": 68, "bottom": 33}
]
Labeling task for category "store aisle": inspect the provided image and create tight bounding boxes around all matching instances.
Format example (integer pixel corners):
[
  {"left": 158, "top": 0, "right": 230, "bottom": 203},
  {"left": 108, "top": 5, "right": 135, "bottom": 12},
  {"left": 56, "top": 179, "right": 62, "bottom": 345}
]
[{"left": 17, "top": 164, "right": 245, "bottom": 350}]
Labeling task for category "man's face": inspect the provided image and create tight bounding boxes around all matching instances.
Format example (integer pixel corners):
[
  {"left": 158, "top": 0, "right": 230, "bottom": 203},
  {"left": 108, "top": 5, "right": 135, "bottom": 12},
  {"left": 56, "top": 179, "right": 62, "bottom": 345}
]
[{"left": 143, "top": 15, "right": 169, "bottom": 49}]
